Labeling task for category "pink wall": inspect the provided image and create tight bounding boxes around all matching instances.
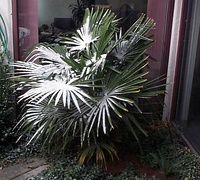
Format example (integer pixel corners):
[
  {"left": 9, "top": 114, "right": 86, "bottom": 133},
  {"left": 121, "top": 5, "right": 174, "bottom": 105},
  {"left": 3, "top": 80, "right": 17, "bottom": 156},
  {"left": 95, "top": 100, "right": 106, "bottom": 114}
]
[
  {"left": 146, "top": 0, "right": 174, "bottom": 79},
  {"left": 17, "top": 0, "right": 38, "bottom": 60}
]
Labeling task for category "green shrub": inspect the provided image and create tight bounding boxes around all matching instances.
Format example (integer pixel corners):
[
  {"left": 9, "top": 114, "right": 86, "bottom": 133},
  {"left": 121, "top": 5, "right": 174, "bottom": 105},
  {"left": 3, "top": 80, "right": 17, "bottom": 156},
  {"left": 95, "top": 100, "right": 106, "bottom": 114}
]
[
  {"left": 173, "top": 146, "right": 200, "bottom": 179},
  {"left": 0, "top": 64, "right": 16, "bottom": 149},
  {"left": 0, "top": 13, "right": 16, "bottom": 149},
  {"left": 36, "top": 155, "right": 110, "bottom": 180},
  {"left": 36, "top": 156, "right": 156, "bottom": 180},
  {"left": 140, "top": 121, "right": 200, "bottom": 179}
]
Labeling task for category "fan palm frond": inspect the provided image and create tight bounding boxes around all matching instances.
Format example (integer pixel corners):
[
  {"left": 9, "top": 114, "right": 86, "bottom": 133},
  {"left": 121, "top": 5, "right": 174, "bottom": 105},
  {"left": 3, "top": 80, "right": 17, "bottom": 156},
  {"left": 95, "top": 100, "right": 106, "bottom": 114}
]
[
  {"left": 16, "top": 99, "right": 85, "bottom": 148},
  {"left": 18, "top": 77, "right": 93, "bottom": 111},
  {"left": 79, "top": 141, "right": 118, "bottom": 168},
  {"left": 13, "top": 8, "right": 166, "bottom": 166},
  {"left": 83, "top": 54, "right": 157, "bottom": 140},
  {"left": 0, "top": 14, "right": 9, "bottom": 62}
]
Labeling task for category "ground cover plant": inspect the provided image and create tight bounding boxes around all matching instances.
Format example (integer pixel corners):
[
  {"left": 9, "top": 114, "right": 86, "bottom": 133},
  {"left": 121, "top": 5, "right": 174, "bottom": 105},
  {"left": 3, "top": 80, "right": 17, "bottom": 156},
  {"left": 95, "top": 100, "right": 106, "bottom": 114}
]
[
  {"left": 35, "top": 154, "right": 156, "bottom": 180},
  {"left": 1, "top": 119, "right": 199, "bottom": 179},
  {"left": 139, "top": 121, "right": 200, "bottom": 179},
  {"left": 12, "top": 7, "right": 166, "bottom": 168},
  {"left": 0, "top": 64, "right": 15, "bottom": 149},
  {"left": 0, "top": 14, "right": 16, "bottom": 150},
  {"left": 33, "top": 121, "right": 200, "bottom": 179}
]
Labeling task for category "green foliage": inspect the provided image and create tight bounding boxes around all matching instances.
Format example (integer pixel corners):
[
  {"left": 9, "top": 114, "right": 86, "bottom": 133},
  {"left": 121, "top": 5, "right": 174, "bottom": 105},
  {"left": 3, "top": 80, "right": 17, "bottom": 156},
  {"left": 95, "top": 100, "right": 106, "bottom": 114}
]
[
  {"left": 79, "top": 141, "right": 118, "bottom": 168},
  {"left": 0, "top": 64, "right": 15, "bottom": 147},
  {"left": 0, "top": 141, "right": 41, "bottom": 168},
  {"left": 172, "top": 146, "right": 200, "bottom": 179},
  {"left": 106, "top": 163, "right": 147, "bottom": 180},
  {"left": 13, "top": 8, "right": 165, "bottom": 167},
  {"left": 0, "top": 14, "right": 16, "bottom": 148},
  {"left": 0, "top": 14, "right": 9, "bottom": 62},
  {"left": 36, "top": 155, "right": 111, "bottom": 180},
  {"left": 140, "top": 121, "right": 200, "bottom": 179},
  {"left": 150, "top": 150, "right": 174, "bottom": 177},
  {"left": 149, "top": 145, "right": 200, "bottom": 179},
  {"left": 36, "top": 155, "right": 156, "bottom": 180}
]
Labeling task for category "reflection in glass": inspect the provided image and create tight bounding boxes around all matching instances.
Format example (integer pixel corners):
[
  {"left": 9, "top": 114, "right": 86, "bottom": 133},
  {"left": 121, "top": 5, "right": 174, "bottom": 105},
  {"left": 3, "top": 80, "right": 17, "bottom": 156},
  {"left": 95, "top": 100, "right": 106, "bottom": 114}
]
[
  {"left": 188, "top": 28, "right": 200, "bottom": 122},
  {"left": 94, "top": 0, "right": 148, "bottom": 32},
  {"left": 17, "top": 0, "right": 147, "bottom": 59}
]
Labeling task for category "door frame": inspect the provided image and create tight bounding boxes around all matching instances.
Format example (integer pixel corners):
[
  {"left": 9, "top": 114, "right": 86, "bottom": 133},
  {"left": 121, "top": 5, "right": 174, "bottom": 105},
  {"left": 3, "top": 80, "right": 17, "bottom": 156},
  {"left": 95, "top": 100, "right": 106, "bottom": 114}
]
[
  {"left": 12, "top": 0, "right": 19, "bottom": 60},
  {"left": 163, "top": 0, "right": 190, "bottom": 121},
  {"left": 178, "top": 0, "right": 200, "bottom": 125}
]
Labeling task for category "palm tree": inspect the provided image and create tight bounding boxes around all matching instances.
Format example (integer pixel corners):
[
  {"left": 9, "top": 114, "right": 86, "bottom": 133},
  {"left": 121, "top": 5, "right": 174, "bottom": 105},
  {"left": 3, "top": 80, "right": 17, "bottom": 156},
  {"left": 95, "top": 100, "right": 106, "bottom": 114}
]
[
  {"left": 69, "top": 0, "right": 92, "bottom": 27},
  {"left": 13, "top": 8, "right": 165, "bottom": 166}
]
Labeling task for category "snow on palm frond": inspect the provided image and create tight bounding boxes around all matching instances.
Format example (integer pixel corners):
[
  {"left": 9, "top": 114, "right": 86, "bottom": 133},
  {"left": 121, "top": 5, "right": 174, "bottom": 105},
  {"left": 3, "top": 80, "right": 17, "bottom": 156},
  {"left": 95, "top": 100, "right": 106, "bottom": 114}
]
[
  {"left": 16, "top": 99, "right": 85, "bottom": 146},
  {"left": 85, "top": 53, "right": 107, "bottom": 73},
  {"left": 111, "top": 16, "right": 154, "bottom": 65},
  {"left": 25, "top": 45, "right": 73, "bottom": 73},
  {"left": 67, "top": 17, "right": 98, "bottom": 52},
  {"left": 84, "top": 89, "right": 131, "bottom": 139},
  {"left": 91, "top": 53, "right": 107, "bottom": 72},
  {"left": 13, "top": 60, "right": 76, "bottom": 82},
  {"left": 79, "top": 52, "right": 108, "bottom": 78},
  {"left": 13, "top": 61, "right": 62, "bottom": 80},
  {"left": 112, "top": 40, "right": 128, "bottom": 63},
  {"left": 84, "top": 67, "right": 147, "bottom": 139},
  {"left": 26, "top": 45, "right": 64, "bottom": 63},
  {"left": 12, "top": 44, "right": 80, "bottom": 91},
  {"left": 18, "top": 77, "right": 92, "bottom": 112}
]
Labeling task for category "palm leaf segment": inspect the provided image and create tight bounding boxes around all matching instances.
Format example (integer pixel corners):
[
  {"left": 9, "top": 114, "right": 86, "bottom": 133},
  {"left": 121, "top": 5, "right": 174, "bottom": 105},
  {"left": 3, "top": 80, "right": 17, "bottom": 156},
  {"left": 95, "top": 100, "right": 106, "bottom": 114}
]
[
  {"left": 13, "top": 8, "right": 164, "bottom": 148},
  {"left": 0, "top": 14, "right": 9, "bottom": 62}
]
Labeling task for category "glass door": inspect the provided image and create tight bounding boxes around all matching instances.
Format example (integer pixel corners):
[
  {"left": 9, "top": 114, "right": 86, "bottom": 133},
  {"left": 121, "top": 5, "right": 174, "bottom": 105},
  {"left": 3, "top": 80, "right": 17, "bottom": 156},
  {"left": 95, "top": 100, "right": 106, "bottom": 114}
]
[
  {"left": 13, "top": 0, "right": 174, "bottom": 98},
  {"left": 94, "top": 0, "right": 148, "bottom": 33},
  {"left": 176, "top": 0, "right": 200, "bottom": 152},
  {"left": 13, "top": 0, "right": 150, "bottom": 69}
]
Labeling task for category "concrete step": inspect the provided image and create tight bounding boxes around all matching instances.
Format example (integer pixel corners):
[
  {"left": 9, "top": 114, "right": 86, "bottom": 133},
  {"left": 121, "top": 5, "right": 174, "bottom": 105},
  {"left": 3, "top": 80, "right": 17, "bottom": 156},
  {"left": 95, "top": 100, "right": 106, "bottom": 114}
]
[
  {"left": 0, "top": 157, "right": 48, "bottom": 180},
  {"left": 13, "top": 165, "right": 49, "bottom": 180}
]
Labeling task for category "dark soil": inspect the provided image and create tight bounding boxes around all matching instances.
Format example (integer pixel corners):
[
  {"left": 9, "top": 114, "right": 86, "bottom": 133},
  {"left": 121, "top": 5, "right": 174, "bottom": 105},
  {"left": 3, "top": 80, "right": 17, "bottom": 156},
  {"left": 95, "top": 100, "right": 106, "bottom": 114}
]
[{"left": 106, "top": 153, "right": 177, "bottom": 180}]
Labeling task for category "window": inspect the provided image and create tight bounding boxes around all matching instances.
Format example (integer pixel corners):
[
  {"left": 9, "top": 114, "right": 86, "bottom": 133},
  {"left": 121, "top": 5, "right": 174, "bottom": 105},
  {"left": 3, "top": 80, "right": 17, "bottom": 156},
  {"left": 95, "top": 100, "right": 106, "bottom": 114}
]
[
  {"left": 176, "top": 0, "right": 200, "bottom": 153},
  {"left": 15, "top": 0, "right": 148, "bottom": 60},
  {"left": 13, "top": 0, "right": 173, "bottom": 84}
]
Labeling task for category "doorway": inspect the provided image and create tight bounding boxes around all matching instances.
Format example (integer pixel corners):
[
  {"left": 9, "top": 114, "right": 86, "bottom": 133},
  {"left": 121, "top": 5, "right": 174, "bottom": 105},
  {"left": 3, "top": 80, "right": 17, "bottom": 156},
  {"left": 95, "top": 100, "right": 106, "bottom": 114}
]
[{"left": 176, "top": 0, "right": 200, "bottom": 153}]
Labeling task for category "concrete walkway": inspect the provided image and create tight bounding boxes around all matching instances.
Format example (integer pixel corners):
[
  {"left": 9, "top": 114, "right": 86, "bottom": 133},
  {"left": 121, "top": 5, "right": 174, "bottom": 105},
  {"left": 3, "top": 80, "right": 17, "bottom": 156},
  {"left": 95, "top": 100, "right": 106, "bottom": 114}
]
[{"left": 0, "top": 157, "right": 48, "bottom": 180}]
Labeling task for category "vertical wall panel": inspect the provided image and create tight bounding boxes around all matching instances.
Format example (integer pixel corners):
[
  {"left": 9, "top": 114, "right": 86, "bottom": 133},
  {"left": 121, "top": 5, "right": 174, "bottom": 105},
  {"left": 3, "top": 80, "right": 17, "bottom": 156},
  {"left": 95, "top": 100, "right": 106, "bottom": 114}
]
[
  {"left": 146, "top": 0, "right": 174, "bottom": 79},
  {"left": 17, "top": 0, "right": 38, "bottom": 60}
]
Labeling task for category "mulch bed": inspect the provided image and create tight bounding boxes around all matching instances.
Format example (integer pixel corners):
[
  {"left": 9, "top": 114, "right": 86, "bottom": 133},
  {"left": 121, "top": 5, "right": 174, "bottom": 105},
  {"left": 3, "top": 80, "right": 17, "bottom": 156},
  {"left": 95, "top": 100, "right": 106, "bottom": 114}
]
[{"left": 106, "top": 153, "right": 177, "bottom": 179}]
